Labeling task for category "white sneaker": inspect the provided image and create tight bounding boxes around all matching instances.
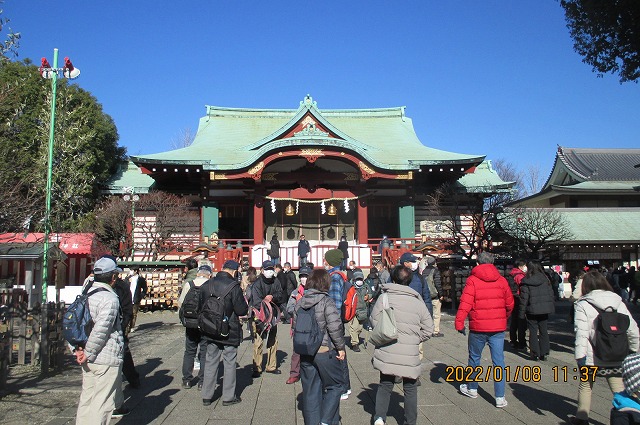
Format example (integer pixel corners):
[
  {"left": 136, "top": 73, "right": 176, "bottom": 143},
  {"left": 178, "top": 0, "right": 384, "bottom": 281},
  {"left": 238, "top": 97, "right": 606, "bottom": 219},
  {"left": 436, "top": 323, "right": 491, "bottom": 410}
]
[
  {"left": 340, "top": 392, "right": 349, "bottom": 400},
  {"left": 346, "top": 389, "right": 352, "bottom": 395},
  {"left": 374, "top": 418, "right": 385, "bottom": 425},
  {"left": 459, "top": 384, "right": 478, "bottom": 399},
  {"left": 496, "top": 397, "right": 508, "bottom": 408}
]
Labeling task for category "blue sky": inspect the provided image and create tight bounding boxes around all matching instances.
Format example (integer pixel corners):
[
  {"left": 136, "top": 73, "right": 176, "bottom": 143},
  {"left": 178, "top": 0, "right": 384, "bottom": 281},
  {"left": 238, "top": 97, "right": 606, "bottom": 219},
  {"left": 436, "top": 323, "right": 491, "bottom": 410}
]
[{"left": 6, "top": 1, "right": 639, "bottom": 182}]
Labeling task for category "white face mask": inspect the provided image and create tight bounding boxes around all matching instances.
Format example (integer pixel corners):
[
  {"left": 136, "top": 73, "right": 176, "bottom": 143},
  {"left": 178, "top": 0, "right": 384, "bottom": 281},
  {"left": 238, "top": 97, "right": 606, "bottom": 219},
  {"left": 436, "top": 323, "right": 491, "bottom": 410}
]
[
  {"left": 410, "top": 262, "right": 419, "bottom": 271},
  {"left": 263, "top": 270, "right": 275, "bottom": 279},
  {"left": 354, "top": 279, "right": 364, "bottom": 287},
  {"left": 300, "top": 277, "right": 307, "bottom": 286}
]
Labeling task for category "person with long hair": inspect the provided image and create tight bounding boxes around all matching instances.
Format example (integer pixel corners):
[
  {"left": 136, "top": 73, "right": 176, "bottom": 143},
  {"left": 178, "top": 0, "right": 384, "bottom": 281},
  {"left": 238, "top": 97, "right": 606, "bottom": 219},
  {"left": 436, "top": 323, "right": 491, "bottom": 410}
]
[
  {"left": 570, "top": 271, "right": 640, "bottom": 425},
  {"left": 519, "top": 260, "right": 556, "bottom": 361},
  {"left": 294, "top": 269, "right": 346, "bottom": 425}
]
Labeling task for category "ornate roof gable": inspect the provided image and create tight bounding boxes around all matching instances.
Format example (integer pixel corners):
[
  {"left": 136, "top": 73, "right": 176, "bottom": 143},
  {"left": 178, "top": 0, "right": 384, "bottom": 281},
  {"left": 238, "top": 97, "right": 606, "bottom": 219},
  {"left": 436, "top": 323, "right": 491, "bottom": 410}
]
[{"left": 243, "top": 95, "right": 377, "bottom": 153}]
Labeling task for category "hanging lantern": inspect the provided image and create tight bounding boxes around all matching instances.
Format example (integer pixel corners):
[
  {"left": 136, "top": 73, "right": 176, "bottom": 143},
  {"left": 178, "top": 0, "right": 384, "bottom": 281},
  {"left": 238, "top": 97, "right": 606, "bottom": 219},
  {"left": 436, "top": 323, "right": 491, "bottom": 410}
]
[
  {"left": 285, "top": 203, "right": 295, "bottom": 216},
  {"left": 328, "top": 203, "right": 337, "bottom": 216}
]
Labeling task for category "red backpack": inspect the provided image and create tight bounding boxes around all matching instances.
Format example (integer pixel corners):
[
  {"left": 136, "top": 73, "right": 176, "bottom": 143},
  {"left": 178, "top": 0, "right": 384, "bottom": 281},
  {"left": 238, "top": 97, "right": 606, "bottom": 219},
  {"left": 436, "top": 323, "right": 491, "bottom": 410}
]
[{"left": 331, "top": 271, "right": 358, "bottom": 322}]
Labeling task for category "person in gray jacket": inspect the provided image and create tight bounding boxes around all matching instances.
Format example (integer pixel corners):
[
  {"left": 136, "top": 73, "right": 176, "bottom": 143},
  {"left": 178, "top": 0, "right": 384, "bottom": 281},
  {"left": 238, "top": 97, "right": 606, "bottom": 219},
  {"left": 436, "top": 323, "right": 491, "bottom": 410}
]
[
  {"left": 294, "top": 269, "right": 346, "bottom": 425},
  {"left": 74, "top": 257, "right": 125, "bottom": 425},
  {"left": 570, "top": 271, "right": 640, "bottom": 425},
  {"left": 370, "top": 265, "right": 433, "bottom": 425}
]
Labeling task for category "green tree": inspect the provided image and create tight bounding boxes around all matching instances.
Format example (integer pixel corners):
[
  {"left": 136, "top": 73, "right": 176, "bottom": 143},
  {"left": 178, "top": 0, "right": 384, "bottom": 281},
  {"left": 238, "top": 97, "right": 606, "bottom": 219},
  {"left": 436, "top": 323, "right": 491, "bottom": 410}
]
[
  {"left": 0, "top": 1, "right": 20, "bottom": 62},
  {"left": 560, "top": 0, "right": 640, "bottom": 83},
  {"left": 0, "top": 60, "right": 125, "bottom": 232}
]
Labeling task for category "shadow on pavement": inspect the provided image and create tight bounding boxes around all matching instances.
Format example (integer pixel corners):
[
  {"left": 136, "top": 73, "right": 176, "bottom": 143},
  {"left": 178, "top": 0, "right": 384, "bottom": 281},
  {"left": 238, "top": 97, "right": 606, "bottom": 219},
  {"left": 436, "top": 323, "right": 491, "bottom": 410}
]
[
  {"left": 428, "top": 362, "right": 461, "bottom": 391},
  {"left": 119, "top": 366, "right": 177, "bottom": 424},
  {"left": 509, "top": 382, "right": 596, "bottom": 424},
  {"left": 355, "top": 383, "right": 405, "bottom": 425}
]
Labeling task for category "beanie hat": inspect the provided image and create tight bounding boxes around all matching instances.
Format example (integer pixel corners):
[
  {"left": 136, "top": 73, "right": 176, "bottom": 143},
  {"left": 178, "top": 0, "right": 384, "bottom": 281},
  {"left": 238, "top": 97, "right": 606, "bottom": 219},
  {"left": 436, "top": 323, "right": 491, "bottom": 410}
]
[
  {"left": 352, "top": 270, "right": 365, "bottom": 281},
  {"left": 426, "top": 256, "right": 437, "bottom": 265},
  {"left": 324, "top": 249, "right": 344, "bottom": 267},
  {"left": 623, "top": 353, "right": 640, "bottom": 394}
]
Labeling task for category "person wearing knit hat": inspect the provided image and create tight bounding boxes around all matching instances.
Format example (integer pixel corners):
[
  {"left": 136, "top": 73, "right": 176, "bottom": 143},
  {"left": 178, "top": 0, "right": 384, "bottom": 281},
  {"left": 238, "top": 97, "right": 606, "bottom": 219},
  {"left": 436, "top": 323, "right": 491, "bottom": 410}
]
[
  {"left": 611, "top": 353, "right": 640, "bottom": 424},
  {"left": 323, "top": 248, "right": 352, "bottom": 400},
  {"left": 347, "top": 270, "right": 374, "bottom": 353}
]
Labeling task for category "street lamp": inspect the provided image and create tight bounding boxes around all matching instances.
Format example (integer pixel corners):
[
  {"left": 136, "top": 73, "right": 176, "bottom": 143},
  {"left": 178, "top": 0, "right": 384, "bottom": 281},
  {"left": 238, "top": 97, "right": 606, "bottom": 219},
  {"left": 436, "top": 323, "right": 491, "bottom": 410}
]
[
  {"left": 39, "top": 48, "right": 80, "bottom": 305},
  {"left": 38, "top": 48, "right": 80, "bottom": 373},
  {"left": 123, "top": 187, "right": 139, "bottom": 259}
]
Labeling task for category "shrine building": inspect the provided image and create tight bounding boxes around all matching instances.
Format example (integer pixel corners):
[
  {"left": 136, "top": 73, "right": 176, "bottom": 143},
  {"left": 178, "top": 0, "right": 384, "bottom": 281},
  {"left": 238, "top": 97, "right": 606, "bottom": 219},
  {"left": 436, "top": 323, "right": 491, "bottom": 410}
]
[{"left": 106, "top": 95, "right": 511, "bottom": 268}]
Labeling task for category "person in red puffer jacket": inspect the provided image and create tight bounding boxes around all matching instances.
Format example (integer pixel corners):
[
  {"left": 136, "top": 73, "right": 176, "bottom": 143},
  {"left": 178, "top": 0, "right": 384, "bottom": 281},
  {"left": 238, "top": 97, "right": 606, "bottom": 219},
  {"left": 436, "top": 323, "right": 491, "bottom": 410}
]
[{"left": 455, "top": 252, "right": 514, "bottom": 408}]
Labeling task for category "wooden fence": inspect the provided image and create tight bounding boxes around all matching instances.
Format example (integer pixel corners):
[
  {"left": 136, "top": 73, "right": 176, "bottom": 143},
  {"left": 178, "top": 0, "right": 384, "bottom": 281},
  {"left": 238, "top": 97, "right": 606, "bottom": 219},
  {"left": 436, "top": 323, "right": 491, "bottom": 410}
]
[{"left": 0, "top": 289, "right": 65, "bottom": 391}]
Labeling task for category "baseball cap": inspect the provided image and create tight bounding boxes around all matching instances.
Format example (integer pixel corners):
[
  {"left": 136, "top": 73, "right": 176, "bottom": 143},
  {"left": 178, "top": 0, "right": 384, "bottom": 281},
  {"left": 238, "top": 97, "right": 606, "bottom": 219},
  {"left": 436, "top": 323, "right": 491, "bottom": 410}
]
[
  {"left": 261, "top": 260, "right": 275, "bottom": 269},
  {"left": 399, "top": 253, "right": 418, "bottom": 264},
  {"left": 222, "top": 260, "right": 240, "bottom": 270},
  {"left": 198, "top": 265, "right": 213, "bottom": 274},
  {"left": 93, "top": 257, "right": 122, "bottom": 274}
]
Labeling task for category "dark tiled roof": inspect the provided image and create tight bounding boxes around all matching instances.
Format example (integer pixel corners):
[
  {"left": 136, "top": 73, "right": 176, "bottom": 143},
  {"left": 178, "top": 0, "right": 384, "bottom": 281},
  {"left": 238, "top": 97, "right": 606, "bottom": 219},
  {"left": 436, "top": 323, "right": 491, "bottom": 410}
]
[{"left": 559, "top": 147, "right": 640, "bottom": 181}]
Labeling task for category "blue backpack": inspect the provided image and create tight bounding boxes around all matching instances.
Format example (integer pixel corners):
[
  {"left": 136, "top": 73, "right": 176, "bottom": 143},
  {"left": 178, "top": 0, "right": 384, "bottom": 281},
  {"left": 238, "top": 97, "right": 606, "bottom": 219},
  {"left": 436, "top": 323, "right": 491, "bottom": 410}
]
[
  {"left": 63, "top": 282, "right": 108, "bottom": 348},
  {"left": 293, "top": 304, "right": 323, "bottom": 356}
]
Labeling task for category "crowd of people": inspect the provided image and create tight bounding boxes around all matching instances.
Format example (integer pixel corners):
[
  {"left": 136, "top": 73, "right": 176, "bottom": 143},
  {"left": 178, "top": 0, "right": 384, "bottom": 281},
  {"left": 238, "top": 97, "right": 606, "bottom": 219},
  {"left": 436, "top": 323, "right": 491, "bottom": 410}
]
[{"left": 67, "top": 246, "right": 640, "bottom": 425}]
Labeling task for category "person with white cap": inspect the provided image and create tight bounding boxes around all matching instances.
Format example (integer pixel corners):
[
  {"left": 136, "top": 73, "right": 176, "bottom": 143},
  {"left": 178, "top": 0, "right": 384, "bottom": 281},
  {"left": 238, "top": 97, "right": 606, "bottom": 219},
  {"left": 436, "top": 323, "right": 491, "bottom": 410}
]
[{"left": 74, "top": 256, "right": 124, "bottom": 425}]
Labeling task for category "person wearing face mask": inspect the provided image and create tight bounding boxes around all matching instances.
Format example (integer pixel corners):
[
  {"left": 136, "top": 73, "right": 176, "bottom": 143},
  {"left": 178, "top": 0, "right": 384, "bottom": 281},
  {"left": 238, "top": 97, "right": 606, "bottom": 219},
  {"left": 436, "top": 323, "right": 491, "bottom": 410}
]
[
  {"left": 285, "top": 266, "right": 311, "bottom": 384},
  {"left": 348, "top": 270, "right": 374, "bottom": 352},
  {"left": 250, "top": 260, "right": 286, "bottom": 378},
  {"left": 278, "top": 263, "right": 297, "bottom": 323},
  {"left": 399, "top": 253, "right": 433, "bottom": 318},
  {"left": 346, "top": 260, "right": 363, "bottom": 282},
  {"left": 508, "top": 259, "right": 528, "bottom": 350}
]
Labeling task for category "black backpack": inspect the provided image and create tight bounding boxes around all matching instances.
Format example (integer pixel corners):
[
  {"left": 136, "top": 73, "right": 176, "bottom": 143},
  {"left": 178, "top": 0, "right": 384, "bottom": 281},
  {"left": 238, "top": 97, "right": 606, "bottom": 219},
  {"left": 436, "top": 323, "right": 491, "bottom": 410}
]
[
  {"left": 179, "top": 281, "right": 201, "bottom": 329},
  {"left": 63, "top": 282, "right": 108, "bottom": 348},
  {"left": 293, "top": 304, "right": 323, "bottom": 356},
  {"left": 198, "top": 283, "right": 238, "bottom": 338},
  {"left": 587, "top": 302, "right": 631, "bottom": 364}
]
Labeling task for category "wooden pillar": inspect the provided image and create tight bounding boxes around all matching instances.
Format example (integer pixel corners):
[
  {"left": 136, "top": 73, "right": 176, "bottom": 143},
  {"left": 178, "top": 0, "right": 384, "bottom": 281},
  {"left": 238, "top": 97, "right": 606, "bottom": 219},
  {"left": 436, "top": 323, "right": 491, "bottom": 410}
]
[
  {"left": 357, "top": 199, "right": 368, "bottom": 245},
  {"left": 253, "top": 204, "right": 264, "bottom": 245}
]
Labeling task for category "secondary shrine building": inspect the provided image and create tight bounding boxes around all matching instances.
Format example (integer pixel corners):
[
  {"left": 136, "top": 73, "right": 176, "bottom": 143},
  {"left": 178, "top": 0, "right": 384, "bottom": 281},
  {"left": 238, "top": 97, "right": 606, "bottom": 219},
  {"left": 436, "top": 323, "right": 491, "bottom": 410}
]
[{"left": 106, "top": 96, "right": 510, "bottom": 267}]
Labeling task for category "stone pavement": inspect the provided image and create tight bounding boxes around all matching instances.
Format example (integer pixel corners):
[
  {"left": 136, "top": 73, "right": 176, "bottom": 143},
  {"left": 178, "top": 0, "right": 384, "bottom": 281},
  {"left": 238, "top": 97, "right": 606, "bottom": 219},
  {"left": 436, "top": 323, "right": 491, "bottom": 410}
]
[{"left": 0, "top": 301, "right": 632, "bottom": 425}]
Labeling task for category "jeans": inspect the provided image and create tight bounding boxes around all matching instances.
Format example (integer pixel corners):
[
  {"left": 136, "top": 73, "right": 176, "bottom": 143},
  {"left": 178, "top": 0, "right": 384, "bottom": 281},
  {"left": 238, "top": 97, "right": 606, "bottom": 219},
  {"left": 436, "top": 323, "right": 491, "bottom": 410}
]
[
  {"left": 270, "top": 256, "right": 280, "bottom": 266},
  {"left": 526, "top": 314, "right": 550, "bottom": 358},
  {"left": 466, "top": 331, "right": 506, "bottom": 398},
  {"left": 375, "top": 373, "right": 418, "bottom": 425},
  {"left": 300, "top": 350, "right": 344, "bottom": 425},
  {"left": 182, "top": 327, "right": 206, "bottom": 381},
  {"left": 299, "top": 256, "right": 308, "bottom": 267},
  {"left": 341, "top": 350, "right": 351, "bottom": 392}
]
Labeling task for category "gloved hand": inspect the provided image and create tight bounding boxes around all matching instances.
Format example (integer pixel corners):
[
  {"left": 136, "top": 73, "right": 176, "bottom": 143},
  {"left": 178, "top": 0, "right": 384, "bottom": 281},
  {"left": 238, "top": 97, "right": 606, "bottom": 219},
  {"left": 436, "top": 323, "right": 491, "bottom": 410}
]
[{"left": 458, "top": 328, "right": 466, "bottom": 336}]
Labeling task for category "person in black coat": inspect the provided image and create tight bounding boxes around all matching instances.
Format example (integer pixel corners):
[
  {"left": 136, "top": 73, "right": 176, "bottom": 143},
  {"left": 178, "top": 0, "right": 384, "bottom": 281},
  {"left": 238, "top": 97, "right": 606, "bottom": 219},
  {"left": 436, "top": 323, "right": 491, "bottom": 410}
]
[
  {"left": 251, "top": 260, "right": 287, "bottom": 377},
  {"left": 519, "top": 260, "right": 556, "bottom": 361},
  {"left": 269, "top": 234, "right": 281, "bottom": 265},
  {"left": 338, "top": 236, "right": 349, "bottom": 271},
  {"left": 298, "top": 235, "right": 311, "bottom": 266},
  {"left": 278, "top": 262, "right": 298, "bottom": 322},
  {"left": 199, "top": 260, "right": 248, "bottom": 406}
]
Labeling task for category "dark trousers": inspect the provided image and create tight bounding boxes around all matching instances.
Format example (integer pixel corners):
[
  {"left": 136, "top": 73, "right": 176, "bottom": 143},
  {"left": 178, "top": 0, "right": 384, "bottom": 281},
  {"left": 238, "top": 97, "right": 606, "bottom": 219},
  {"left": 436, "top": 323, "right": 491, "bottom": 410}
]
[
  {"left": 375, "top": 373, "right": 418, "bottom": 425},
  {"left": 300, "top": 350, "right": 344, "bottom": 425},
  {"left": 182, "top": 327, "right": 206, "bottom": 381},
  {"left": 526, "top": 313, "right": 550, "bottom": 358},
  {"left": 509, "top": 298, "right": 527, "bottom": 347},
  {"left": 341, "top": 344, "right": 351, "bottom": 392},
  {"left": 122, "top": 337, "right": 139, "bottom": 384}
]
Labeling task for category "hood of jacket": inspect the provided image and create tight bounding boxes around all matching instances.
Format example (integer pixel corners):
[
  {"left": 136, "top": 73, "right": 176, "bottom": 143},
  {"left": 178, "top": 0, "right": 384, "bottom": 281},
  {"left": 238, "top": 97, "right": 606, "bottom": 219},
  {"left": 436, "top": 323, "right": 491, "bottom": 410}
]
[
  {"left": 471, "top": 263, "right": 502, "bottom": 282},
  {"left": 298, "top": 289, "right": 327, "bottom": 309},
  {"left": 510, "top": 268, "right": 525, "bottom": 279},
  {"left": 580, "top": 289, "right": 623, "bottom": 310},
  {"left": 380, "top": 283, "right": 420, "bottom": 299},
  {"left": 521, "top": 273, "right": 549, "bottom": 287}
]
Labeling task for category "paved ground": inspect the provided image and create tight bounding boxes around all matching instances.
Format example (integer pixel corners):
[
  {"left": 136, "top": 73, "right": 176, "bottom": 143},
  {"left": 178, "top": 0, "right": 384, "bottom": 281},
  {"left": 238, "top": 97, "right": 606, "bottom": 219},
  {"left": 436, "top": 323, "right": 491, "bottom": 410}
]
[{"left": 0, "top": 301, "right": 631, "bottom": 425}]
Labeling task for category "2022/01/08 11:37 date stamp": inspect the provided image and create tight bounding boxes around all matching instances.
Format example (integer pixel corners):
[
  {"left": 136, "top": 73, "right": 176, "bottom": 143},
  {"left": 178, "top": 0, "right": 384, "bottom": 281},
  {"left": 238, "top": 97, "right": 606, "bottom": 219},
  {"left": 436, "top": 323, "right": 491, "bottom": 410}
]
[{"left": 444, "top": 365, "right": 599, "bottom": 383}]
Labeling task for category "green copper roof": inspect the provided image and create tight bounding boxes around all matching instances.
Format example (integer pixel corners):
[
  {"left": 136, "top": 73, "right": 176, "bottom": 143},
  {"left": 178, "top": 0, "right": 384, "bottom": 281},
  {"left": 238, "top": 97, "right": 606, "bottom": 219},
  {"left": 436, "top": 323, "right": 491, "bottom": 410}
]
[
  {"left": 456, "top": 160, "right": 515, "bottom": 193},
  {"left": 558, "top": 208, "right": 640, "bottom": 243},
  {"left": 103, "top": 161, "right": 155, "bottom": 194},
  {"left": 132, "top": 96, "right": 484, "bottom": 171}
]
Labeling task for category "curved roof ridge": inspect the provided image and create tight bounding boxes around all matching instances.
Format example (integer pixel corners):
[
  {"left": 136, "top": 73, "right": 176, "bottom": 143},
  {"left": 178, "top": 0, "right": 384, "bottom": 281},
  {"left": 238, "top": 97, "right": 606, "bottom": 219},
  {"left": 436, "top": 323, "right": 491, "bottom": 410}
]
[{"left": 558, "top": 146, "right": 590, "bottom": 180}]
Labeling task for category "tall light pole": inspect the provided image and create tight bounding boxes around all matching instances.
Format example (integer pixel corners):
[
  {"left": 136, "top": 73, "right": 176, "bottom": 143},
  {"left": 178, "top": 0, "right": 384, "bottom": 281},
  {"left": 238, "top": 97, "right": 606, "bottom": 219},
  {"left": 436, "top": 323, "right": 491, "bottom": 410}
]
[{"left": 39, "top": 48, "right": 80, "bottom": 373}]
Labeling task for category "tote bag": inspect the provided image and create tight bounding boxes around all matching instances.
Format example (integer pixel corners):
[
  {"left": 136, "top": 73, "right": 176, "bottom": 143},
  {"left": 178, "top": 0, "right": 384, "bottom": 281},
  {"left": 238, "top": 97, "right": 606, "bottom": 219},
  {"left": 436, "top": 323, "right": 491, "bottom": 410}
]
[{"left": 369, "top": 292, "right": 398, "bottom": 347}]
